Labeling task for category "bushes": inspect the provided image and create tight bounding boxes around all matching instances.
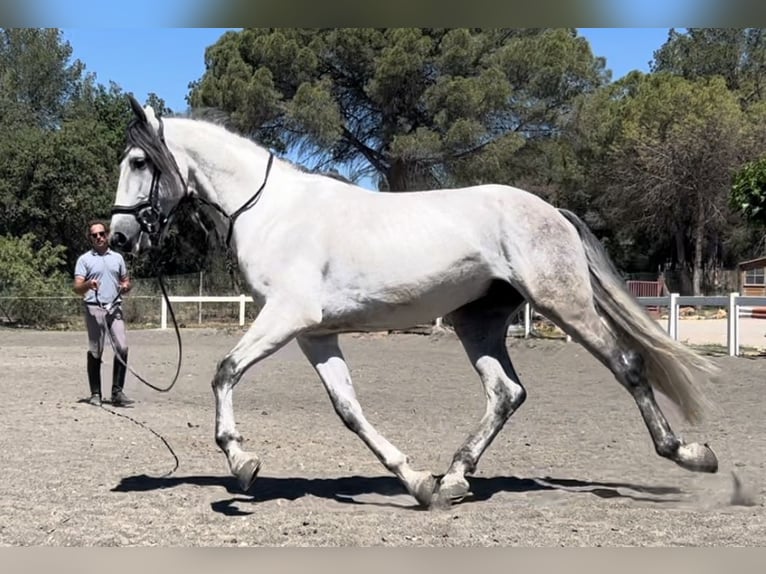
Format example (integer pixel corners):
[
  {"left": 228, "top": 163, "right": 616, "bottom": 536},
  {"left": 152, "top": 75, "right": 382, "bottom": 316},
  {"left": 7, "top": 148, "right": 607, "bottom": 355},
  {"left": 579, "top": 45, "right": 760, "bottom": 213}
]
[
  {"left": 0, "top": 233, "right": 71, "bottom": 326},
  {"left": 731, "top": 157, "right": 766, "bottom": 225}
]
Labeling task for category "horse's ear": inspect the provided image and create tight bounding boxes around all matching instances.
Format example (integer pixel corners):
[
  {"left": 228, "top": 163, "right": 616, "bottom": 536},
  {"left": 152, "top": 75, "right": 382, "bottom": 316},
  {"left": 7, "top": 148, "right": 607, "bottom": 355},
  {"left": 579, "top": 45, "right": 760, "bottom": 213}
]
[
  {"left": 144, "top": 105, "right": 159, "bottom": 130},
  {"left": 128, "top": 94, "right": 147, "bottom": 123}
]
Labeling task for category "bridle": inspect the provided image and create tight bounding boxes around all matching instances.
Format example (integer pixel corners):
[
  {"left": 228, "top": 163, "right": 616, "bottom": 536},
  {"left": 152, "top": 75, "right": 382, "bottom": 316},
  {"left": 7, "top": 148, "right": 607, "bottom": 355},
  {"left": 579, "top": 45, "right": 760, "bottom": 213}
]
[
  {"left": 110, "top": 117, "right": 189, "bottom": 245},
  {"left": 110, "top": 116, "right": 274, "bottom": 249}
]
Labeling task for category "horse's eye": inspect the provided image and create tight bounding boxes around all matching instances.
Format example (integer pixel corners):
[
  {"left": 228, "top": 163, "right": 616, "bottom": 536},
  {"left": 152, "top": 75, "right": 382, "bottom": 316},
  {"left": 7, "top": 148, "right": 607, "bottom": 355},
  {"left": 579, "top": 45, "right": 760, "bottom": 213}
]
[{"left": 130, "top": 157, "right": 147, "bottom": 170}]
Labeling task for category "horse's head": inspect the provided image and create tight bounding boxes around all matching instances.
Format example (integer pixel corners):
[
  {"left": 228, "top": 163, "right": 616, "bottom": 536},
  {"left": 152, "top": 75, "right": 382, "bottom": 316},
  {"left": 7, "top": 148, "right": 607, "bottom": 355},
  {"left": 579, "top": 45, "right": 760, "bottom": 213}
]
[{"left": 109, "top": 95, "right": 187, "bottom": 253}]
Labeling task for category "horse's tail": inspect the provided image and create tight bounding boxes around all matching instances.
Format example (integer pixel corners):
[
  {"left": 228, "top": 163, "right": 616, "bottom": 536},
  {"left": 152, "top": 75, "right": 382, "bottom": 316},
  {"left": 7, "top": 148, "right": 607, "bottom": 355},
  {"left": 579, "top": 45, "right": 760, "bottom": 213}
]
[{"left": 558, "top": 208, "right": 717, "bottom": 424}]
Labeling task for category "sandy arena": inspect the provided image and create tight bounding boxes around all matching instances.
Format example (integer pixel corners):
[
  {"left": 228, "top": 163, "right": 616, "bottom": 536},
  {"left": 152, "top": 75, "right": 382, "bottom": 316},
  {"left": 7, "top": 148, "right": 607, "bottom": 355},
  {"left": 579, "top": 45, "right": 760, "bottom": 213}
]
[{"left": 0, "top": 323, "right": 764, "bottom": 546}]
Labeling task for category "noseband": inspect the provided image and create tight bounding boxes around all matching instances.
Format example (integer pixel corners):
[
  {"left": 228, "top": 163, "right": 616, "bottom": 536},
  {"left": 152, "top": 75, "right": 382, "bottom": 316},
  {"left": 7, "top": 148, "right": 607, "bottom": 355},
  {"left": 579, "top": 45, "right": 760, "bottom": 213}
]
[{"left": 110, "top": 170, "right": 166, "bottom": 236}]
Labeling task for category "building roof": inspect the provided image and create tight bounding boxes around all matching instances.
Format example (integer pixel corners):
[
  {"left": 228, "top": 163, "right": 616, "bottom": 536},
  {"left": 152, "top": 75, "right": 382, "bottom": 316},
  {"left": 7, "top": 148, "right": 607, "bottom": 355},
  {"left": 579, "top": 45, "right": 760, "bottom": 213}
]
[{"left": 738, "top": 256, "right": 766, "bottom": 270}]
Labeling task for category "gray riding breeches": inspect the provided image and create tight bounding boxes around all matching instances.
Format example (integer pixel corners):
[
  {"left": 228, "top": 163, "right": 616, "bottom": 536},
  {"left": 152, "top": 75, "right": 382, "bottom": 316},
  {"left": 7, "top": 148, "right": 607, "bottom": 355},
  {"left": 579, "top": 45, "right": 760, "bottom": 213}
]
[{"left": 83, "top": 303, "right": 128, "bottom": 360}]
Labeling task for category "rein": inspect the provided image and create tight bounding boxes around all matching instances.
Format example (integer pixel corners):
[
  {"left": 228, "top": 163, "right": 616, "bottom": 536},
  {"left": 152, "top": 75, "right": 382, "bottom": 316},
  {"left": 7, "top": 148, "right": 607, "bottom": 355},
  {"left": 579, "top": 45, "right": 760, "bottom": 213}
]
[
  {"left": 94, "top": 276, "right": 182, "bottom": 393},
  {"left": 92, "top": 285, "right": 181, "bottom": 477},
  {"left": 225, "top": 152, "right": 273, "bottom": 247},
  {"left": 185, "top": 152, "right": 273, "bottom": 248}
]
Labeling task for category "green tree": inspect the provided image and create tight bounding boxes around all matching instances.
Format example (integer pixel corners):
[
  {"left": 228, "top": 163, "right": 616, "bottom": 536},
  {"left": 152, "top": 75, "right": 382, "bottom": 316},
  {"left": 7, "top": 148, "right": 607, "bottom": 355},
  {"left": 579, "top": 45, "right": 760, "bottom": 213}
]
[
  {"left": 0, "top": 118, "right": 46, "bottom": 237},
  {"left": 0, "top": 28, "right": 84, "bottom": 128},
  {"left": 28, "top": 115, "right": 123, "bottom": 268},
  {"left": 189, "top": 28, "right": 607, "bottom": 191},
  {"left": 572, "top": 72, "right": 750, "bottom": 295},
  {"left": 145, "top": 91, "right": 173, "bottom": 116},
  {"left": 652, "top": 28, "right": 766, "bottom": 105},
  {"left": 0, "top": 29, "right": 170, "bottom": 274},
  {"left": 1, "top": 75, "right": 135, "bottom": 270},
  {"left": 0, "top": 27, "right": 220, "bottom": 308},
  {"left": 730, "top": 97, "right": 766, "bottom": 219}
]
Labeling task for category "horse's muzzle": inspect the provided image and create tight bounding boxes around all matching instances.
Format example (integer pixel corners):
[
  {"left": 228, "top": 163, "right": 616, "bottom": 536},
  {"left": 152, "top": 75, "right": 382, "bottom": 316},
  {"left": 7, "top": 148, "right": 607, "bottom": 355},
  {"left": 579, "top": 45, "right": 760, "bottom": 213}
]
[{"left": 109, "top": 231, "right": 131, "bottom": 252}]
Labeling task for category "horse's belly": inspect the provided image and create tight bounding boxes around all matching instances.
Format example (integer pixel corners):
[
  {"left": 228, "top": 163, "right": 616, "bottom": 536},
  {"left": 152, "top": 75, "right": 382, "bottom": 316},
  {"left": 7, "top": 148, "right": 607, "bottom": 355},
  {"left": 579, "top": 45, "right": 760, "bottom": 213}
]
[{"left": 316, "top": 273, "right": 494, "bottom": 332}]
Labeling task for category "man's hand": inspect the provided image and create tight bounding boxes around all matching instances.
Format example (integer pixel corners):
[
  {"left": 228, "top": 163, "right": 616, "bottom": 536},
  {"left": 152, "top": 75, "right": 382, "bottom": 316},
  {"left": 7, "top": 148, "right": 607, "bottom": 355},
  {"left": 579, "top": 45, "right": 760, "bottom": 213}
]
[{"left": 73, "top": 276, "right": 99, "bottom": 295}]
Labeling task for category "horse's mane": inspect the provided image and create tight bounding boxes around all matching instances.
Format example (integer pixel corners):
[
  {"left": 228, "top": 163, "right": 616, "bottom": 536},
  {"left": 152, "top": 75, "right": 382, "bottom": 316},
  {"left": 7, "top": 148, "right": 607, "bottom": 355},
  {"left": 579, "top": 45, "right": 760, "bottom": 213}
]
[
  {"left": 125, "top": 114, "right": 187, "bottom": 200},
  {"left": 185, "top": 109, "right": 355, "bottom": 184},
  {"left": 127, "top": 106, "right": 354, "bottom": 188},
  {"left": 292, "top": 163, "right": 354, "bottom": 184},
  {"left": 189, "top": 115, "right": 355, "bottom": 184}
]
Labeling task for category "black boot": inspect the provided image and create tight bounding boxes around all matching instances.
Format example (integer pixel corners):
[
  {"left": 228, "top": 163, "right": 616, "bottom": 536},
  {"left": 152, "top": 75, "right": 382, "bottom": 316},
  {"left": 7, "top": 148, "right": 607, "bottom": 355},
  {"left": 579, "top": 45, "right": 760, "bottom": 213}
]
[
  {"left": 87, "top": 353, "right": 102, "bottom": 405},
  {"left": 111, "top": 350, "right": 134, "bottom": 406}
]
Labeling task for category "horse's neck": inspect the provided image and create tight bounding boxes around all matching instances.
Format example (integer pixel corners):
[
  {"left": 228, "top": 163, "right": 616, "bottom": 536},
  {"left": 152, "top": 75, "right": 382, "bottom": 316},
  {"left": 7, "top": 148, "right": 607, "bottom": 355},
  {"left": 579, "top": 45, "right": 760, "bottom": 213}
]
[{"left": 169, "top": 119, "right": 274, "bottom": 218}]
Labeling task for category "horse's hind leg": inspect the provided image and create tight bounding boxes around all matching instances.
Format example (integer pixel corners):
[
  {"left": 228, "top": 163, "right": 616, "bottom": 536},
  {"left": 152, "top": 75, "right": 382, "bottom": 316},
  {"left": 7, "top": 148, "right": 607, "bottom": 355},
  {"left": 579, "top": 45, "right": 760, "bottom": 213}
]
[
  {"left": 434, "top": 282, "right": 527, "bottom": 507},
  {"left": 297, "top": 333, "right": 438, "bottom": 507},
  {"left": 534, "top": 294, "right": 717, "bottom": 473}
]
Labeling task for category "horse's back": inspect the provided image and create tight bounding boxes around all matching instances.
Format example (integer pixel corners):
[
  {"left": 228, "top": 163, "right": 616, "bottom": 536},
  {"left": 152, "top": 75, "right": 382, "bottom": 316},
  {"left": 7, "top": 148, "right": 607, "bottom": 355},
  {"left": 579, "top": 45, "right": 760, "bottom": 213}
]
[
  {"left": 331, "top": 182, "right": 575, "bottom": 268},
  {"left": 286, "top": 182, "right": 580, "bottom": 329}
]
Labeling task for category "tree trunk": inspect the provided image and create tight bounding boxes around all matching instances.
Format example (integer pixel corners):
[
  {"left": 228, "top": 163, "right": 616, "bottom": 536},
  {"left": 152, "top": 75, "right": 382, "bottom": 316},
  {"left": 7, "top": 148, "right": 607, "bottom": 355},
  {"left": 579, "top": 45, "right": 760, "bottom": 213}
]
[
  {"left": 692, "top": 197, "right": 706, "bottom": 296},
  {"left": 673, "top": 228, "right": 692, "bottom": 294},
  {"left": 385, "top": 159, "right": 411, "bottom": 192},
  {"left": 385, "top": 158, "right": 434, "bottom": 192}
]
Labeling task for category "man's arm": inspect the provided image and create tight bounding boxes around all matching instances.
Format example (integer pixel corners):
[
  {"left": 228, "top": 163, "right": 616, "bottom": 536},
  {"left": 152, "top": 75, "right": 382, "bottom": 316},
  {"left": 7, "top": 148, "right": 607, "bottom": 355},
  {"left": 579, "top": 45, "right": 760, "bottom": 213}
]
[
  {"left": 119, "top": 274, "right": 132, "bottom": 294},
  {"left": 118, "top": 255, "right": 131, "bottom": 294},
  {"left": 73, "top": 275, "right": 98, "bottom": 295}
]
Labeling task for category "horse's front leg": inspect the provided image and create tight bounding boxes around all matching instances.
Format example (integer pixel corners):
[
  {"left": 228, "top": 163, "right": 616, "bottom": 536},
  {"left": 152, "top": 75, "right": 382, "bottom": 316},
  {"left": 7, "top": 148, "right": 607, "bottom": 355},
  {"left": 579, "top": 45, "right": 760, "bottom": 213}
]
[{"left": 213, "top": 300, "right": 317, "bottom": 491}]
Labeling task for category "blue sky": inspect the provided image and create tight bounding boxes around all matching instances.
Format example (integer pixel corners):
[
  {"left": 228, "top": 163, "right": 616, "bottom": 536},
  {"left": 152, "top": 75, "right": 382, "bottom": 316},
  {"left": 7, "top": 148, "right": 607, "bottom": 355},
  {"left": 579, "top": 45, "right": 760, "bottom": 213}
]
[
  {"left": 60, "top": 28, "right": 674, "bottom": 114},
  {"left": 581, "top": 28, "right": 671, "bottom": 79},
  {"left": 61, "top": 28, "right": 238, "bottom": 112}
]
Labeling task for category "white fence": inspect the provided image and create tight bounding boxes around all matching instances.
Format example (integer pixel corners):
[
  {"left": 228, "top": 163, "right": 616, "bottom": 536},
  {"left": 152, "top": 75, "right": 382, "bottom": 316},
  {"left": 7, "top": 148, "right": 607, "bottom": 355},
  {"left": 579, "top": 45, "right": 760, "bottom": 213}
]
[
  {"left": 517, "top": 292, "right": 766, "bottom": 357},
  {"left": 160, "top": 294, "right": 253, "bottom": 329},
  {"left": 642, "top": 293, "right": 742, "bottom": 356},
  {"left": 159, "top": 292, "right": 766, "bottom": 358}
]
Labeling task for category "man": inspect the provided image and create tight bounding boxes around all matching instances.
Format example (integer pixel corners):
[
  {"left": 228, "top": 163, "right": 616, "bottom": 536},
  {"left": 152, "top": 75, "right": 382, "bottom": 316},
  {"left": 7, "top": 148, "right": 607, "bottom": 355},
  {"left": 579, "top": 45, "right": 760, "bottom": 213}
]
[{"left": 73, "top": 221, "right": 134, "bottom": 407}]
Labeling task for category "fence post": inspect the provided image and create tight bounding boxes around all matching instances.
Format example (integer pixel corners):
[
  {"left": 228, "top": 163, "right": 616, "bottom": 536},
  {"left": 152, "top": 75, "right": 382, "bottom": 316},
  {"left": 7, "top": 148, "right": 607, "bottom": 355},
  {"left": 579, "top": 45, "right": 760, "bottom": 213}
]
[
  {"left": 668, "top": 293, "right": 679, "bottom": 340},
  {"left": 524, "top": 302, "right": 531, "bottom": 338},
  {"left": 198, "top": 270, "right": 203, "bottom": 324},
  {"left": 161, "top": 296, "right": 168, "bottom": 330},
  {"left": 239, "top": 294, "right": 246, "bottom": 326},
  {"left": 728, "top": 291, "right": 739, "bottom": 357}
]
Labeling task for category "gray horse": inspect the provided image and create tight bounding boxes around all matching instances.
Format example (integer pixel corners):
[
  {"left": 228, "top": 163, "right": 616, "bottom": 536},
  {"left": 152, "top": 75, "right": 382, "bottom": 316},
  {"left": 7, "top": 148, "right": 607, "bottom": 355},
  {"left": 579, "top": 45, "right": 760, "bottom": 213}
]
[{"left": 109, "top": 96, "right": 718, "bottom": 508}]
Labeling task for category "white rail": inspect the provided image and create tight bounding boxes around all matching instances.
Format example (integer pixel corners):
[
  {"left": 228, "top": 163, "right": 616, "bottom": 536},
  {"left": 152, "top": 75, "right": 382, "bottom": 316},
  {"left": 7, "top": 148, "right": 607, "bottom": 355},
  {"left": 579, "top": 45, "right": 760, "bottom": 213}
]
[
  {"left": 160, "top": 294, "right": 253, "bottom": 329},
  {"left": 634, "top": 292, "right": 753, "bottom": 357},
  {"left": 158, "top": 292, "right": 766, "bottom": 357}
]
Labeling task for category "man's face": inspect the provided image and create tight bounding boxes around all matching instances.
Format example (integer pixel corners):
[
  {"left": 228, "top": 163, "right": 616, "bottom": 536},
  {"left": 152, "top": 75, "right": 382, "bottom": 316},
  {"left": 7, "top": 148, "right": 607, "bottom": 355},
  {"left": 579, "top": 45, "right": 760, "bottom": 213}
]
[{"left": 89, "top": 225, "right": 108, "bottom": 249}]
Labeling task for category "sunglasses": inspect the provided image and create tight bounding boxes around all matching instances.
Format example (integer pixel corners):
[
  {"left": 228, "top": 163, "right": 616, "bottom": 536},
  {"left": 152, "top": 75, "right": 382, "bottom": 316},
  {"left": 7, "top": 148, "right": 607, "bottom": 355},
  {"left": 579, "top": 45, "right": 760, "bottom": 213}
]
[{"left": 90, "top": 231, "right": 107, "bottom": 238}]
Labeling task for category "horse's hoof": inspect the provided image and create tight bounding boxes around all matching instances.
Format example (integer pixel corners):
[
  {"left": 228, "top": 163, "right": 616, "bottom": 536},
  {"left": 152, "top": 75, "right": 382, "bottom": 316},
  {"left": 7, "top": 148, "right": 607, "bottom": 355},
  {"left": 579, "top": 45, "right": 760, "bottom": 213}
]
[
  {"left": 675, "top": 442, "right": 718, "bottom": 473},
  {"left": 410, "top": 473, "right": 439, "bottom": 508},
  {"left": 234, "top": 457, "right": 261, "bottom": 492},
  {"left": 432, "top": 476, "right": 471, "bottom": 509}
]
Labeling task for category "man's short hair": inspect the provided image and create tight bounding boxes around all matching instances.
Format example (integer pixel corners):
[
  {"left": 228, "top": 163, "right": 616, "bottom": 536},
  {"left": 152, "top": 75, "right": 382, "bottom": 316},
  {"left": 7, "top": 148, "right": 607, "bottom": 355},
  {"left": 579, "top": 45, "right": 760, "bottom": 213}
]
[{"left": 86, "top": 219, "right": 109, "bottom": 238}]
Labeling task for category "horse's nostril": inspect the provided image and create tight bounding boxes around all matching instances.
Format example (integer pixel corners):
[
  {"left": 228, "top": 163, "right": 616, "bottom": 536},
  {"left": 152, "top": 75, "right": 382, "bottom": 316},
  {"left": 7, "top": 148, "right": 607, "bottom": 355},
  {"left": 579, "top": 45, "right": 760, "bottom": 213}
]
[{"left": 110, "top": 232, "right": 127, "bottom": 248}]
